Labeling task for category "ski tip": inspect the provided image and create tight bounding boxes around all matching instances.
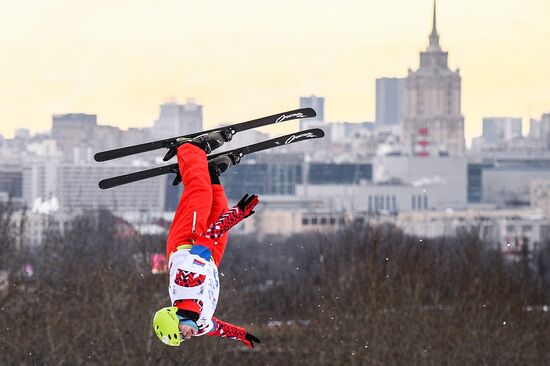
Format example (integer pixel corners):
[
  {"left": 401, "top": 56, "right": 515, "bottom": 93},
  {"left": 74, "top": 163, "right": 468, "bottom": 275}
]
[
  {"left": 314, "top": 128, "right": 325, "bottom": 137},
  {"left": 302, "top": 107, "right": 317, "bottom": 118},
  {"left": 98, "top": 180, "right": 112, "bottom": 190},
  {"left": 289, "top": 107, "right": 316, "bottom": 118},
  {"left": 94, "top": 152, "right": 106, "bottom": 162},
  {"left": 302, "top": 128, "right": 325, "bottom": 138}
]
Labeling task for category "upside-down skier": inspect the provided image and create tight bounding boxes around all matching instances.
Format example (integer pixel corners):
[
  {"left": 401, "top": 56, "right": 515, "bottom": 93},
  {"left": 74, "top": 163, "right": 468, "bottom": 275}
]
[{"left": 152, "top": 131, "right": 261, "bottom": 348}]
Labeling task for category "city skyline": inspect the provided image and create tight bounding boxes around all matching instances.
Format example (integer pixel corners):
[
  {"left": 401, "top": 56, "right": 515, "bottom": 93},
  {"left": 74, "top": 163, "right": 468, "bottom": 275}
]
[{"left": 1, "top": 0, "right": 549, "bottom": 142}]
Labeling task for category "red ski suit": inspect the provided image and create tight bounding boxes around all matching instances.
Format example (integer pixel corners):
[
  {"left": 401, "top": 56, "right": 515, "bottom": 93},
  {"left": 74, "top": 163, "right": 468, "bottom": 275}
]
[
  {"left": 166, "top": 143, "right": 255, "bottom": 347},
  {"left": 166, "top": 144, "right": 229, "bottom": 264}
]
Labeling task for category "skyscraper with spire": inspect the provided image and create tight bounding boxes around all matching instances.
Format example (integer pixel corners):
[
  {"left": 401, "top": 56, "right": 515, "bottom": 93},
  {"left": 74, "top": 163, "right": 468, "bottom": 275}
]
[{"left": 402, "top": 1, "right": 465, "bottom": 156}]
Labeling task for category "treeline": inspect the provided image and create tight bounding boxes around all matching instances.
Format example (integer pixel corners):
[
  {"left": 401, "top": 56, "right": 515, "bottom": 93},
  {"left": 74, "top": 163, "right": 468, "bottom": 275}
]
[{"left": 1, "top": 206, "right": 549, "bottom": 365}]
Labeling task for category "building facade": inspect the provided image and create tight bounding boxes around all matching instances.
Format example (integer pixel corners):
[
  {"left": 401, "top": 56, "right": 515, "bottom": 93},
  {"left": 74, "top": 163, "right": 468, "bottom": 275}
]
[
  {"left": 532, "top": 179, "right": 550, "bottom": 215},
  {"left": 482, "top": 168, "right": 550, "bottom": 206},
  {"left": 237, "top": 203, "right": 549, "bottom": 253},
  {"left": 396, "top": 209, "right": 549, "bottom": 252},
  {"left": 56, "top": 163, "right": 166, "bottom": 213},
  {"left": 219, "top": 155, "right": 372, "bottom": 200}
]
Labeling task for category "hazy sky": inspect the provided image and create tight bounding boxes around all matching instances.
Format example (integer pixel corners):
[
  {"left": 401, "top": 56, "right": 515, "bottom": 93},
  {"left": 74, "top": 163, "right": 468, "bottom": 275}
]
[{"left": 1, "top": 0, "right": 549, "bottom": 142}]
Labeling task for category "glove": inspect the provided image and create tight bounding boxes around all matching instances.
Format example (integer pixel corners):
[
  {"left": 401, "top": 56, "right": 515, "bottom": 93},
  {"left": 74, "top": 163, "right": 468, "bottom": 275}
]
[
  {"left": 243, "top": 333, "right": 261, "bottom": 348},
  {"left": 209, "top": 317, "right": 261, "bottom": 348},
  {"left": 237, "top": 194, "right": 259, "bottom": 218},
  {"left": 202, "top": 194, "right": 259, "bottom": 239}
]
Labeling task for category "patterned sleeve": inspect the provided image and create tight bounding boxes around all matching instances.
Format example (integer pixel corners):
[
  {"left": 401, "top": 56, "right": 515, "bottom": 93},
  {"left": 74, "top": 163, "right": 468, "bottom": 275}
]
[
  {"left": 207, "top": 317, "right": 254, "bottom": 347},
  {"left": 200, "top": 207, "right": 245, "bottom": 239}
]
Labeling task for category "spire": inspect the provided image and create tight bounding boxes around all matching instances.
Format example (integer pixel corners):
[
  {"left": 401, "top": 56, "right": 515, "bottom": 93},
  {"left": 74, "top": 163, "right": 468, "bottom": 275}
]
[
  {"left": 431, "top": 0, "right": 437, "bottom": 35},
  {"left": 429, "top": 0, "right": 440, "bottom": 48}
]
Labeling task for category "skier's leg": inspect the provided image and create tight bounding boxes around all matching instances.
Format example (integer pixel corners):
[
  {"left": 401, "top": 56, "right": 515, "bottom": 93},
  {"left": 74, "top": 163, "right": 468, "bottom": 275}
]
[
  {"left": 206, "top": 164, "right": 230, "bottom": 266},
  {"left": 166, "top": 144, "right": 213, "bottom": 259},
  {"left": 206, "top": 163, "right": 230, "bottom": 223},
  {"left": 205, "top": 155, "right": 245, "bottom": 266}
]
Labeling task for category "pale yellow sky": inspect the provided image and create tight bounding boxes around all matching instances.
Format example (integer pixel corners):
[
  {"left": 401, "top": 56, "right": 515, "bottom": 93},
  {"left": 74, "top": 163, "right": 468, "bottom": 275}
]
[{"left": 1, "top": 0, "right": 549, "bottom": 143}]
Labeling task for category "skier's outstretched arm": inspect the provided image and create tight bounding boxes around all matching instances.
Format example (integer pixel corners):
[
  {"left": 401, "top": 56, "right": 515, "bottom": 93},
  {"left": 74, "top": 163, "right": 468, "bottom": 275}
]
[
  {"left": 207, "top": 316, "right": 261, "bottom": 348},
  {"left": 201, "top": 194, "right": 259, "bottom": 240}
]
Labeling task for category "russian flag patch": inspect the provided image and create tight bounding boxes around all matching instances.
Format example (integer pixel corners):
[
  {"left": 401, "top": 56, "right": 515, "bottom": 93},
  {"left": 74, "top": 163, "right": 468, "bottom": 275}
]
[{"left": 193, "top": 259, "right": 205, "bottom": 268}]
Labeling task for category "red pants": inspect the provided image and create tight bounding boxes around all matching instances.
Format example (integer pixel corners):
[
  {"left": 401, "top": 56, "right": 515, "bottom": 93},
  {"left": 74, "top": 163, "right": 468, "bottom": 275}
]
[{"left": 166, "top": 144, "right": 229, "bottom": 266}]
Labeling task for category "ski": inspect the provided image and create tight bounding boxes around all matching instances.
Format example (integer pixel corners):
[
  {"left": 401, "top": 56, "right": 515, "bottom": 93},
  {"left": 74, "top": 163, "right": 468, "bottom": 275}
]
[
  {"left": 94, "top": 108, "right": 316, "bottom": 162},
  {"left": 98, "top": 128, "right": 325, "bottom": 189}
]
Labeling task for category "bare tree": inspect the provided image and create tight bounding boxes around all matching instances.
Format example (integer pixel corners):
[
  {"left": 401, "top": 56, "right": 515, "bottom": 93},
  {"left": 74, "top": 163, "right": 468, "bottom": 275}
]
[{"left": 1, "top": 214, "right": 549, "bottom": 365}]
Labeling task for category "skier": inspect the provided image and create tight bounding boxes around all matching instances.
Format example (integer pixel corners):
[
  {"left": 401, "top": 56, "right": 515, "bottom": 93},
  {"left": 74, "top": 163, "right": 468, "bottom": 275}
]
[{"left": 152, "top": 132, "right": 261, "bottom": 348}]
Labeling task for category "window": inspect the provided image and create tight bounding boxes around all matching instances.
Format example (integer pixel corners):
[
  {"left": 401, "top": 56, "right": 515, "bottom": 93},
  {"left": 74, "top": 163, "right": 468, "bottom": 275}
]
[
  {"left": 329, "top": 217, "right": 336, "bottom": 225},
  {"left": 311, "top": 217, "right": 318, "bottom": 225},
  {"left": 423, "top": 195, "right": 428, "bottom": 209},
  {"left": 412, "top": 195, "right": 416, "bottom": 210},
  {"left": 302, "top": 218, "right": 309, "bottom": 226},
  {"left": 380, "top": 196, "right": 385, "bottom": 210},
  {"left": 417, "top": 195, "right": 423, "bottom": 210},
  {"left": 386, "top": 195, "right": 390, "bottom": 210},
  {"left": 392, "top": 196, "right": 397, "bottom": 211},
  {"left": 368, "top": 195, "right": 372, "bottom": 212},
  {"left": 320, "top": 217, "right": 327, "bottom": 225},
  {"left": 339, "top": 218, "right": 346, "bottom": 225}
]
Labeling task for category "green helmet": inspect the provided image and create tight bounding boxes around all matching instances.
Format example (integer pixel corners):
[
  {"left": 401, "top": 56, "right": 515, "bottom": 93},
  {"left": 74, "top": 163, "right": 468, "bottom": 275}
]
[{"left": 152, "top": 307, "right": 181, "bottom": 346}]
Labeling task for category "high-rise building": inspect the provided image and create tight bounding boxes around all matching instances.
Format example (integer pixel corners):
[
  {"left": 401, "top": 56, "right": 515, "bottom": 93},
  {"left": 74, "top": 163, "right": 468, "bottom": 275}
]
[
  {"left": 482, "top": 117, "right": 522, "bottom": 144},
  {"left": 375, "top": 78, "right": 406, "bottom": 127},
  {"left": 300, "top": 95, "right": 324, "bottom": 121},
  {"left": 543, "top": 114, "right": 550, "bottom": 149},
  {"left": 153, "top": 101, "right": 180, "bottom": 139},
  {"left": 52, "top": 113, "right": 97, "bottom": 153},
  {"left": 529, "top": 113, "right": 550, "bottom": 149},
  {"left": 153, "top": 99, "right": 203, "bottom": 139},
  {"left": 299, "top": 95, "right": 325, "bottom": 131},
  {"left": 401, "top": 1, "right": 465, "bottom": 156},
  {"left": 180, "top": 99, "right": 203, "bottom": 135},
  {"left": 22, "top": 157, "right": 60, "bottom": 206}
]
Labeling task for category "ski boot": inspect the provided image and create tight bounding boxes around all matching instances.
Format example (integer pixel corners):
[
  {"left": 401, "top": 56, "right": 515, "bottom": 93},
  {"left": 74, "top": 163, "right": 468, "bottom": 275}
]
[
  {"left": 163, "top": 129, "right": 233, "bottom": 161},
  {"left": 171, "top": 152, "right": 241, "bottom": 186},
  {"left": 208, "top": 152, "right": 242, "bottom": 176}
]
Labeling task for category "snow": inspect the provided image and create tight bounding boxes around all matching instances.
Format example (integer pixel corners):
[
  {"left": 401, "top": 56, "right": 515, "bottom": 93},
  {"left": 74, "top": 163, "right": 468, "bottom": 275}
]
[{"left": 31, "top": 197, "right": 59, "bottom": 214}]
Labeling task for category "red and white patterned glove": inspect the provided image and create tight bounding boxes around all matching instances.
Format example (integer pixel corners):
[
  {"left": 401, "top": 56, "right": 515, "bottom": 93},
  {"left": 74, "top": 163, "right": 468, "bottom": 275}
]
[
  {"left": 208, "top": 317, "right": 261, "bottom": 348},
  {"left": 236, "top": 194, "right": 259, "bottom": 218},
  {"left": 202, "top": 194, "right": 259, "bottom": 239}
]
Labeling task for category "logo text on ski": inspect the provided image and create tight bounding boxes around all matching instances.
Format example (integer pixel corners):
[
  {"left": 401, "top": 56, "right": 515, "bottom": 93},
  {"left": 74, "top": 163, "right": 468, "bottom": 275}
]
[
  {"left": 285, "top": 132, "right": 317, "bottom": 144},
  {"left": 276, "top": 113, "right": 307, "bottom": 123}
]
